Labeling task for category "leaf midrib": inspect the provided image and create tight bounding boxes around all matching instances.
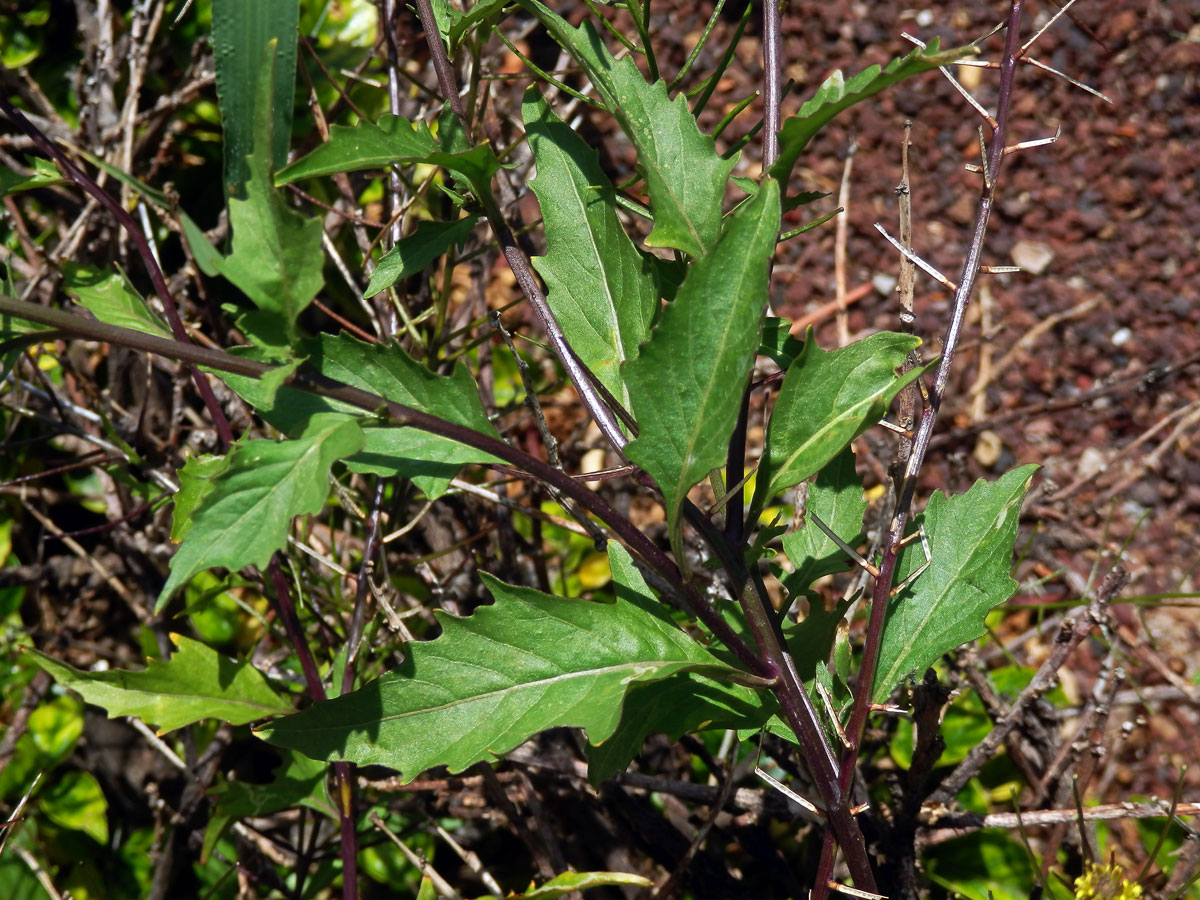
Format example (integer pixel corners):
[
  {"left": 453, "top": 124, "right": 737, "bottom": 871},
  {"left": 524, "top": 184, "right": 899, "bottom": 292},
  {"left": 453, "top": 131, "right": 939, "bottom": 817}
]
[
  {"left": 873, "top": 542, "right": 993, "bottom": 695},
  {"left": 85, "top": 681, "right": 291, "bottom": 716},
  {"left": 196, "top": 427, "right": 343, "bottom": 555},
  {"left": 666, "top": 237, "right": 761, "bottom": 509},
  {"left": 284, "top": 657, "right": 715, "bottom": 734}
]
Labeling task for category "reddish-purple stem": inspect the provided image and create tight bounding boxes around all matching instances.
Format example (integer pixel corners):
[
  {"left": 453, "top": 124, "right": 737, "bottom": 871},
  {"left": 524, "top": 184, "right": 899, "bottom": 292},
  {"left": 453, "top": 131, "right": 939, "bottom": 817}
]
[{"left": 812, "top": 3, "right": 1027, "bottom": 894}]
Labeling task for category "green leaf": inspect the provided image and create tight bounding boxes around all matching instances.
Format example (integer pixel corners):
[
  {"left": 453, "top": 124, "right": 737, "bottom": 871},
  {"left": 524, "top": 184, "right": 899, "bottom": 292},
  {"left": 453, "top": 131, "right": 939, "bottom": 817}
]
[
  {"left": 70, "top": 146, "right": 171, "bottom": 209},
  {"left": 158, "top": 413, "right": 365, "bottom": 606},
  {"left": 0, "top": 694, "right": 82, "bottom": 801},
  {"left": 425, "top": 0, "right": 461, "bottom": 48},
  {"left": 276, "top": 114, "right": 438, "bottom": 183},
  {"left": 782, "top": 594, "right": 852, "bottom": 684},
  {"left": 364, "top": 216, "right": 479, "bottom": 298},
  {"left": 256, "top": 572, "right": 744, "bottom": 776},
  {"left": 587, "top": 672, "right": 770, "bottom": 785},
  {"left": 209, "top": 42, "right": 324, "bottom": 347},
  {"left": 274, "top": 113, "right": 501, "bottom": 201},
  {"left": 448, "top": 0, "right": 510, "bottom": 50},
  {"left": 41, "top": 771, "right": 108, "bottom": 844},
  {"left": 587, "top": 544, "right": 773, "bottom": 783},
  {"left": 872, "top": 465, "right": 1038, "bottom": 703},
  {"left": 213, "top": 335, "right": 503, "bottom": 501},
  {"left": 759, "top": 317, "right": 806, "bottom": 369},
  {"left": 473, "top": 870, "right": 654, "bottom": 900},
  {"left": 203, "top": 750, "right": 334, "bottom": 861},
  {"left": 891, "top": 667, "right": 1043, "bottom": 769},
  {"left": 624, "top": 179, "right": 779, "bottom": 549},
  {"left": 170, "top": 453, "right": 232, "bottom": 543},
  {"left": 26, "top": 635, "right": 293, "bottom": 732},
  {"left": 769, "top": 40, "right": 976, "bottom": 184},
  {"left": 61, "top": 263, "right": 170, "bottom": 338},
  {"left": 523, "top": 88, "right": 658, "bottom": 407},
  {"left": 0, "top": 157, "right": 63, "bottom": 196},
  {"left": 212, "top": 1, "right": 299, "bottom": 197},
  {"left": 309, "top": 333, "right": 501, "bottom": 437},
  {"left": 780, "top": 447, "right": 866, "bottom": 597},
  {"left": 519, "top": 0, "right": 735, "bottom": 256},
  {"left": 924, "top": 832, "right": 1039, "bottom": 900},
  {"left": 753, "top": 330, "right": 926, "bottom": 510},
  {"left": 349, "top": 427, "right": 491, "bottom": 499}
]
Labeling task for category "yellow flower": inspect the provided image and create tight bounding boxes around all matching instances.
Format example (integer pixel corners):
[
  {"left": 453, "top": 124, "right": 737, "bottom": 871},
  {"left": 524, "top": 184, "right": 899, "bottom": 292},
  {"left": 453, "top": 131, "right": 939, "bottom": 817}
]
[{"left": 1073, "top": 861, "right": 1142, "bottom": 900}]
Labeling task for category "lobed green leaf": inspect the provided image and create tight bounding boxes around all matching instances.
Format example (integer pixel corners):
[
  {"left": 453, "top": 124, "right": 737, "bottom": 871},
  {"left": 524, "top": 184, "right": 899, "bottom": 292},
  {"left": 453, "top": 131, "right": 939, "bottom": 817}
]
[
  {"left": 624, "top": 180, "right": 780, "bottom": 550},
  {"left": 257, "top": 572, "right": 746, "bottom": 777},
  {"left": 523, "top": 87, "right": 658, "bottom": 408},
  {"left": 26, "top": 635, "right": 293, "bottom": 733},
  {"left": 159, "top": 413, "right": 365, "bottom": 606},
  {"left": 872, "top": 464, "right": 1039, "bottom": 703},
  {"left": 519, "top": 0, "right": 735, "bottom": 257}
]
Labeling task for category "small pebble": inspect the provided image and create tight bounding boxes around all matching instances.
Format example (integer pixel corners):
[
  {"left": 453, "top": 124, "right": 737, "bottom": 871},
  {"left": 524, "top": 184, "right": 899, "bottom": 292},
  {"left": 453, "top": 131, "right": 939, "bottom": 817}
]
[
  {"left": 1011, "top": 239, "right": 1055, "bottom": 275},
  {"left": 873, "top": 273, "right": 897, "bottom": 295},
  {"left": 1111, "top": 327, "right": 1132, "bottom": 346},
  {"left": 973, "top": 430, "right": 1003, "bottom": 467},
  {"left": 1078, "top": 446, "right": 1108, "bottom": 479}
]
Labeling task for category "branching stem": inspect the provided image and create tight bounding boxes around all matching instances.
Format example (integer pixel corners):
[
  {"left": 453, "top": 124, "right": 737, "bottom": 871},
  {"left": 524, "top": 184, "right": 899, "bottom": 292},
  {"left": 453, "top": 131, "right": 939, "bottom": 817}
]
[{"left": 813, "top": 3, "right": 1028, "bottom": 895}]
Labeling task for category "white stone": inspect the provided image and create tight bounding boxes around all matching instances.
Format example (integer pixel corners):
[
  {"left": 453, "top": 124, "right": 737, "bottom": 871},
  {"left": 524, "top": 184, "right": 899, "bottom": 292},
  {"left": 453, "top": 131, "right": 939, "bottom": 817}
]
[
  {"left": 873, "top": 273, "right": 897, "bottom": 295},
  {"left": 1011, "top": 239, "right": 1055, "bottom": 275}
]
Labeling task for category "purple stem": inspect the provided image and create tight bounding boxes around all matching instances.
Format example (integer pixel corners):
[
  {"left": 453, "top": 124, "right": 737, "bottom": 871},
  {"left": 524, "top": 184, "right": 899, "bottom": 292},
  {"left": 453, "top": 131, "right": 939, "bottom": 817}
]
[
  {"left": 269, "top": 560, "right": 360, "bottom": 900},
  {"left": 812, "top": 3, "right": 1027, "bottom": 894},
  {"left": 0, "top": 293, "right": 764, "bottom": 676}
]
